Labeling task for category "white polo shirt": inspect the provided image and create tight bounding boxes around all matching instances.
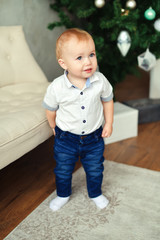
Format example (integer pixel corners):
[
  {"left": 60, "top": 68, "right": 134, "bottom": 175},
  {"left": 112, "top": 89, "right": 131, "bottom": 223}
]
[{"left": 43, "top": 71, "right": 113, "bottom": 135}]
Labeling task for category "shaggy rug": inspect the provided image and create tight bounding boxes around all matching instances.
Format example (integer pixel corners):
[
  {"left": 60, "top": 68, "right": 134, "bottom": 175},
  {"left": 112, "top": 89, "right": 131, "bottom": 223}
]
[{"left": 5, "top": 160, "right": 160, "bottom": 240}]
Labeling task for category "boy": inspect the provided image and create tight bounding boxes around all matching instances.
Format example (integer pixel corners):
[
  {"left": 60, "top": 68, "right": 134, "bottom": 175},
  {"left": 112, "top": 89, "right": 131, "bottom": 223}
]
[{"left": 43, "top": 28, "right": 114, "bottom": 211}]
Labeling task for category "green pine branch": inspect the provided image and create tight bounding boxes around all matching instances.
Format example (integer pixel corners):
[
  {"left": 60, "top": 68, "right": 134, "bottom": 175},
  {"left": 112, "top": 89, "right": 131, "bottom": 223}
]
[{"left": 48, "top": 0, "right": 160, "bottom": 88}]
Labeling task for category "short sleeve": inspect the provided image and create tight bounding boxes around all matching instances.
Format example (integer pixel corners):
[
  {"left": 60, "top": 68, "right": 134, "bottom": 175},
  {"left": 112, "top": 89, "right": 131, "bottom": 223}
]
[
  {"left": 100, "top": 74, "right": 113, "bottom": 102},
  {"left": 42, "top": 82, "right": 59, "bottom": 111}
]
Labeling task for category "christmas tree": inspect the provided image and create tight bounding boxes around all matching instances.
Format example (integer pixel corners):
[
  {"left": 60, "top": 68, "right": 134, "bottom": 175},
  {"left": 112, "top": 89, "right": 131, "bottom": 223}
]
[{"left": 48, "top": 0, "right": 160, "bottom": 88}]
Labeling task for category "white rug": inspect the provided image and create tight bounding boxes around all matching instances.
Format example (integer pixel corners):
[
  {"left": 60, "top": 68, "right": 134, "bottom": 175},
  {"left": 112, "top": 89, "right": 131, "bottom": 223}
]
[{"left": 5, "top": 160, "right": 160, "bottom": 240}]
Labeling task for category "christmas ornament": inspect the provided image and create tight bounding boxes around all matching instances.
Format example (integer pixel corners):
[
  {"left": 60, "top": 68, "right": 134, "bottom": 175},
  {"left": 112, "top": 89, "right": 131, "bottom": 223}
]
[
  {"left": 126, "top": 0, "right": 136, "bottom": 9},
  {"left": 137, "top": 48, "right": 156, "bottom": 71},
  {"left": 154, "top": 18, "right": 160, "bottom": 32},
  {"left": 94, "top": 0, "right": 105, "bottom": 8},
  {"left": 144, "top": 7, "right": 156, "bottom": 20},
  {"left": 117, "top": 31, "right": 131, "bottom": 57},
  {"left": 121, "top": 8, "right": 129, "bottom": 16}
]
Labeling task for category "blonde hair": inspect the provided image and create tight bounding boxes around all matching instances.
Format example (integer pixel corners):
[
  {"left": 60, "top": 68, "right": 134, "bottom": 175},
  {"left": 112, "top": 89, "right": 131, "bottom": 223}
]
[{"left": 56, "top": 28, "right": 93, "bottom": 59}]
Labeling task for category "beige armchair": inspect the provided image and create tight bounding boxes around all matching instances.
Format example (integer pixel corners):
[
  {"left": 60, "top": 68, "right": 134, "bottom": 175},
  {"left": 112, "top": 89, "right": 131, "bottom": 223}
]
[{"left": 0, "top": 26, "right": 52, "bottom": 169}]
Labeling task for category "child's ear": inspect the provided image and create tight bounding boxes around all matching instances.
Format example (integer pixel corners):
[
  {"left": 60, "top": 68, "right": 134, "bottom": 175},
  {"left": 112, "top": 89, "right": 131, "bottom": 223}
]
[{"left": 58, "top": 59, "right": 67, "bottom": 70}]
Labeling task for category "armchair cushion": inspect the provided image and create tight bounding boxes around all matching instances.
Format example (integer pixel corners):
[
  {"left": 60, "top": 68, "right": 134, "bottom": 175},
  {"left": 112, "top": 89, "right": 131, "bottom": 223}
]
[{"left": 0, "top": 81, "right": 53, "bottom": 169}]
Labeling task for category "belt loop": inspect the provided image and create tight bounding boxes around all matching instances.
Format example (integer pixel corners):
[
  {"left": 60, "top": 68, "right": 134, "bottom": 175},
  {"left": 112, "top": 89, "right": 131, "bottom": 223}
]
[{"left": 80, "top": 135, "right": 87, "bottom": 140}]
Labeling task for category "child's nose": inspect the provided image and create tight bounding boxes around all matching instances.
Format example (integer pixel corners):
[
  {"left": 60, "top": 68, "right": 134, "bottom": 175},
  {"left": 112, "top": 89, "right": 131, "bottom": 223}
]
[{"left": 85, "top": 57, "right": 91, "bottom": 64}]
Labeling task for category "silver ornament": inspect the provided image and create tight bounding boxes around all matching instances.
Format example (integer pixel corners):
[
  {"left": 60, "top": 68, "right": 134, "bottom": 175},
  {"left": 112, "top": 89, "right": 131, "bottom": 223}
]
[
  {"left": 126, "top": 0, "right": 136, "bottom": 9},
  {"left": 154, "top": 19, "right": 160, "bottom": 32},
  {"left": 117, "top": 31, "right": 131, "bottom": 57},
  {"left": 95, "top": 0, "right": 105, "bottom": 8},
  {"left": 137, "top": 48, "right": 156, "bottom": 71}
]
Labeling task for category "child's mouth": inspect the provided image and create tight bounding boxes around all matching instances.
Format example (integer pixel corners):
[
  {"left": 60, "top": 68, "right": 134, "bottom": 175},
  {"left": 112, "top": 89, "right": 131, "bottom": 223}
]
[{"left": 84, "top": 68, "right": 92, "bottom": 73}]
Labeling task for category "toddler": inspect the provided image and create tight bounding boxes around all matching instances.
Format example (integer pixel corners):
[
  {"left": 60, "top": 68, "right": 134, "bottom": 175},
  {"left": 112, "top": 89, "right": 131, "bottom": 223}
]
[{"left": 43, "top": 28, "right": 114, "bottom": 211}]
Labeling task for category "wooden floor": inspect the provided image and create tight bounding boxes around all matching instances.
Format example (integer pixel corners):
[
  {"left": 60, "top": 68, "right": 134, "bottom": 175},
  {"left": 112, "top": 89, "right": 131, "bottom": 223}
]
[{"left": 1, "top": 70, "right": 160, "bottom": 239}]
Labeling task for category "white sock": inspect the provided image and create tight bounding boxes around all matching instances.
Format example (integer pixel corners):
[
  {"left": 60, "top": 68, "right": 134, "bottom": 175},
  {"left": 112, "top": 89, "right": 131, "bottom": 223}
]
[
  {"left": 91, "top": 195, "right": 109, "bottom": 209},
  {"left": 49, "top": 196, "right": 70, "bottom": 211}
]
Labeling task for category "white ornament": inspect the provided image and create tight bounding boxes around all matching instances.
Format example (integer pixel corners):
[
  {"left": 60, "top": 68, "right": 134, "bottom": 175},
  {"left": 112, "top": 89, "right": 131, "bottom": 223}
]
[
  {"left": 154, "top": 18, "right": 160, "bottom": 32},
  {"left": 126, "top": 0, "right": 136, "bottom": 9},
  {"left": 117, "top": 31, "right": 131, "bottom": 57},
  {"left": 95, "top": 0, "right": 105, "bottom": 8},
  {"left": 137, "top": 48, "right": 156, "bottom": 71}
]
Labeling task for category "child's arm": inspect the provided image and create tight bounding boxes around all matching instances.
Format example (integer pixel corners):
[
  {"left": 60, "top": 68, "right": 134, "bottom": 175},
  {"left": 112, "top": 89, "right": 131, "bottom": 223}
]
[
  {"left": 46, "top": 110, "right": 56, "bottom": 135},
  {"left": 102, "top": 100, "right": 114, "bottom": 138}
]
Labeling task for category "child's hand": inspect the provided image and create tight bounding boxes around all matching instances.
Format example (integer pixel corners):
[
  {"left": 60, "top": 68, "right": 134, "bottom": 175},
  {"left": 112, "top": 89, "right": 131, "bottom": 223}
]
[
  {"left": 102, "top": 123, "right": 113, "bottom": 138},
  {"left": 52, "top": 128, "right": 56, "bottom": 136}
]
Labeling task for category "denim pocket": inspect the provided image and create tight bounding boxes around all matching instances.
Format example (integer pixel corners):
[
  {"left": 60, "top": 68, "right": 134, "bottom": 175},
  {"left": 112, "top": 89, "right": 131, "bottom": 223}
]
[
  {"left": 55, "top": 126, "right": 65, "bottom": 139},
  {"left": 94, "top": 127, "right": 103, "bottom": 142},
  {"left": 94, "top": 134, "right": 102, "bottom": 143}
]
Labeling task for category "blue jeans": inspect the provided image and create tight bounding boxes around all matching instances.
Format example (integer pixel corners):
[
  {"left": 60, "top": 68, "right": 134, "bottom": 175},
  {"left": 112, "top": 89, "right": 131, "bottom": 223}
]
[{"left": 54, "top": 126, "right": 105, "bottom": 198}]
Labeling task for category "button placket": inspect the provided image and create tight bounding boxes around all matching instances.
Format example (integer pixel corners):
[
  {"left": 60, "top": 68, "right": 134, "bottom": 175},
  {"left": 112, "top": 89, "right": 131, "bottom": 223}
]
[{"left": 80, "top": 90, "right": 87, "bottom": 134}]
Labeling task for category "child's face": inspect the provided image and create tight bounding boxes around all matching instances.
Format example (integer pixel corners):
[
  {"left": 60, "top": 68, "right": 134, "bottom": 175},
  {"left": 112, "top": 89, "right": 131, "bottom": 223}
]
[{"left": 58, "top": 37, "right": 97, "bottom": 82}]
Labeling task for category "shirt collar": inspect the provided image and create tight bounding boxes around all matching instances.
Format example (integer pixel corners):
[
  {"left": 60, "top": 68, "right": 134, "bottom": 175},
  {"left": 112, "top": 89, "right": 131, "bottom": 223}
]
[
  {"left": 64, "top": 70, "right": 99, "bottom": 89},
  {"left": 89, "top": 72, "right": 100, "bottom": 84},
  {"left": 64, "top": 70, "right": 73, "bottom": 88}
]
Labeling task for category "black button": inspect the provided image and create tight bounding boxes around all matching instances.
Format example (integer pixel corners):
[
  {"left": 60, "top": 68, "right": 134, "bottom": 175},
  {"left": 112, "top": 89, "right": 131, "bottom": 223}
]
[
  {"left": 80, "top": 92, "right": 83, "bottom": 95},
  {"left": 82, "top": 131, "right": 85, "bottom": 134},
  {"left": 81, "top": 106, "right": 85, "bottom": 109},
  {"left": 83, "top": 120, "right": 86, "bottom": 123}
]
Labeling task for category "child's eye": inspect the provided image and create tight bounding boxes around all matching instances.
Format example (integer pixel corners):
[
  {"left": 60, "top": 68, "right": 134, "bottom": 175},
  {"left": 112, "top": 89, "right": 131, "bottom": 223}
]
[
  {"left": 90, "top": 53, "right": 95, "bottom": 57},
  {"left": 77, "top": 56, "right": 82, "bottom": 60}
]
